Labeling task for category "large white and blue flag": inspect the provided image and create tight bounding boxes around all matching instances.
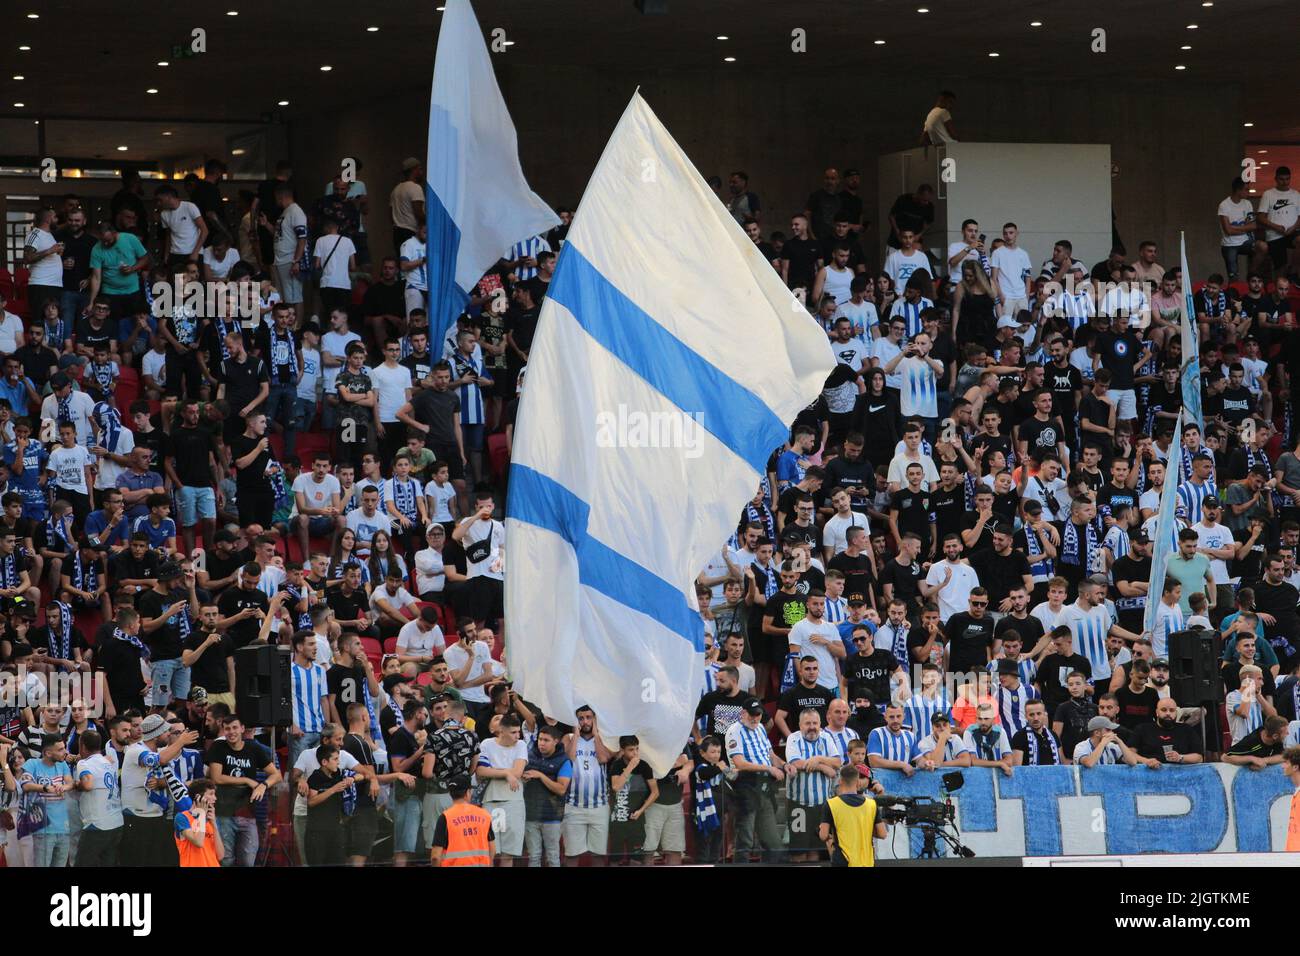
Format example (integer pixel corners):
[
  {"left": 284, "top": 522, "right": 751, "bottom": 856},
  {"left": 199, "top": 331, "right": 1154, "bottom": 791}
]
[
  {"left": 505, "top": 93, "right": 834, "bottom": 772},
  {"left": 1178, "top": 233, "right": 1203, "bottom": 426},
  {"left": 425, "top": 0, "right": 559, "bottom": 354},
  {"left": 1144, "top": 409, "right": 1184, "bottom": 636}
]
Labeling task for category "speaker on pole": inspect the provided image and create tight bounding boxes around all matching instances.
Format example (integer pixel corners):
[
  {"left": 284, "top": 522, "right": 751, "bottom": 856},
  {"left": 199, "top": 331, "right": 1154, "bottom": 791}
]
[
  {"left": 235, "top": 644, "right": 292, "bottom": 726},
  {"left": 1166, "top": 628, "right": 1223, "bottom": 704}
]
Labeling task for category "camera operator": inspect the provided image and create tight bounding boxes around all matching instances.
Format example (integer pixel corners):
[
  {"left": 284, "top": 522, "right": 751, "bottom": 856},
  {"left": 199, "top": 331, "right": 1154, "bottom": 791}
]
[{"left": 818, "top": 764, "right": 887, "bottom": 867}]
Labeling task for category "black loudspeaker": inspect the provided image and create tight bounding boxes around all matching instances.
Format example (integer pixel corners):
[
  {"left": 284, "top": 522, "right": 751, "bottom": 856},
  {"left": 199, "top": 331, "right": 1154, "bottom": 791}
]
[
  {"left": 235, "top": 645, "right": 292, "bottom": 726},
  {"left": 1167, "top": 629, "right": 1224, "bottom": 704}
]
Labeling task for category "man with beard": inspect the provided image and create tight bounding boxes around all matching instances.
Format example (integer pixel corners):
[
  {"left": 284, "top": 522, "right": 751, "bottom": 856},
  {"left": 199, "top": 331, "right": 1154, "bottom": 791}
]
[
  {"left": 843, "top": 625, "right": 906, "bottom": 708},
  {"left": 1132, "top": 696, "right": 1204, "bottom": 764},
  {"left": 694, "top": 666, "right": 758, "bottom": 742}
]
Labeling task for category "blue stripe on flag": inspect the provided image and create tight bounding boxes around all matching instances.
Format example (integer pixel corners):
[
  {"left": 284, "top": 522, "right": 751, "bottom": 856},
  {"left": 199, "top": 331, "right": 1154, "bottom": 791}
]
[
  {"left": 507, "top": 463, "right": 706, "bottom": 651},
  {"left": 425, "top": 184, "right": 469, "bottom": 362},
  {"left": 548, "top": 244, "right": 790, "bottom": 471}
]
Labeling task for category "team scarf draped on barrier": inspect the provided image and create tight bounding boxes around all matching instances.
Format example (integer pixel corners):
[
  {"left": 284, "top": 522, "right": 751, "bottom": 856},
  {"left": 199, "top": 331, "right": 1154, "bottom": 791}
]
[{"left": 504, "top": 92, "right": 835, "bottom": 773}]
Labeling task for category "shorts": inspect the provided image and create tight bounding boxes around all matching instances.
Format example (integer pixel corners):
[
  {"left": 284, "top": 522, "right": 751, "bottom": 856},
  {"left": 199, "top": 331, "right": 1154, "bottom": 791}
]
[
  {"left": 484, "top": 799, "right": 526, "bottom": 856},
  {"left": 607, "top": 819, "right": 646, "bottom": 858},
  {"left": 562, "top": 803, "right": 609, "bottom": 857},
  {"left": 641, "top": 801, "right": 685, "bottom": 854},
  {"left": 431, "top": 445, "right": 465, "bottom": 481},
  {"left": 1109, "top": 388, "right": 1137, "bottom": 421},
  {"left": 468, "top": 576, "right": 504, "bottom": 622},
  {"left": 404, "top": 286, "right": 427, "bottom": 319},
  {"left": 148, "top": 658, "right": 191, "bottom": 707},
  {"left": 786, "top": 802, "right": 825, "bottom": 851},
  {"left": 345, "top": 805, "right": 378, "bottom": 858},
  {"left": 391, "top": 792, "right": 422, "bottom": 854},
  {"left": 294, "top": 515, "right": 337, "bottom": 536},
  {"left": 1268, "top": 235, "right": 1295, "bottom": 268},
  {"left": 1000, "top": 296, "right": 1028, "bottom": 320},
  {"left": 461, "top": 423, "right": 485, "bottom": 452},
  {"left": 273, "top": 263, "right": 303, "bottom": 305},
  {"left": 176, "top": 485, "right": 217, "bottom": 526}
]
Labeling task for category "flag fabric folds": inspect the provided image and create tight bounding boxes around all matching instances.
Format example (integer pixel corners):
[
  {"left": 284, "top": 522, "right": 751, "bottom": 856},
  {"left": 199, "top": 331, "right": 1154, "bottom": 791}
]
[
  {"left": 505, "top": 92, "right": 835, "bottom": 772},
  {"left": 1178, "top": 233, "right": 1203, "bottom": 427},
  {"left": 1144, "top": 409, "right": 1184, "bottom": 636},
  {"left": 424, "top": 0, "right": 559, "bottom": 354}
]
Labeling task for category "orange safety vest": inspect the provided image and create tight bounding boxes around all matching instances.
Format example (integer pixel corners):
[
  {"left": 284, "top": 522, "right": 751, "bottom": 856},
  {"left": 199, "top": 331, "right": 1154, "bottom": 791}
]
[
  {"left": 1287, "top": 789, "right": 1300, "bottom": 852},
  {"left": 439, "top": 802, "right": 494, "bottom": 867}
]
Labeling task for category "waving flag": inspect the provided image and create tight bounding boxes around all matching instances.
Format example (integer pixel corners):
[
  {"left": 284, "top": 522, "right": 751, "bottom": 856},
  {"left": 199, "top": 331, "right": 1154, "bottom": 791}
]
[
  {"left": 425, "top": 0, "right": 559, "bottom": 353},
  {"left": 1144, "top": 409, "right": 1184, "bottom": 636},
  {"left": 1178, "top": 233, "right": 1203, "bottom": 427},
  {"left": 505, "top": 92, "right": 835, "bottom": 772}
]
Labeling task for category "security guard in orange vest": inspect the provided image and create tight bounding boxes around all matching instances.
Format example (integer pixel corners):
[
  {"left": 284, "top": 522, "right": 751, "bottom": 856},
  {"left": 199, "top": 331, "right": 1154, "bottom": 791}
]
[
  {"left": 1285, "top": 746, "right": 1300, "bottom": 851},
  {"left": 818, "top": 765, "right": 888, "bottom": 866},
  {"left": 431, "top": 775, "right": 496, "bottom": 866}
]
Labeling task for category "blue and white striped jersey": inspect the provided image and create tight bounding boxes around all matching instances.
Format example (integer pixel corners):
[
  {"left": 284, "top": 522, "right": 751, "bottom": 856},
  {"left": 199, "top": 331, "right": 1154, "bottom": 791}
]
[
  {"left": 993, "top": 682, "right": 1040, "bottom": 737},
  {"left": 824, "top": 596, "right": 847, "bottom": 624},
  {"left": 986, "top": 655, "right": 1038, "bottom": 688},
  {"left": 566, "top": 734, "right": 609, "bottom": 808},
  {"left": 901, "top": 691, "right": 950, "bottom": 739},
  {"left": 508, "top": 234, "right": 552, "bottom": 281},
  {"left": 867, "top": 726, "right": 917, "bottom": 763},
  {"left": 915, "top": 731, "right": 969, "bottom": 763},
  {"left": 1176, "top": 479, "right": 1217, "bottom": 528},
  {"left": 449, "top": 347, "right": 488, "bottom": 426},
  {"left": 291, "top": 661, "right": 328, "bottom": 734},
  {"left": 724, "top": 720, "right": 775, "bottom": 767},
  {"left": 822, "top": 726, "right": 860, "bottom": 760},
  {"left": 1061, "top": 602, "right": 1114, "bottom": 680},
  {"left": 784, "top": 731, "right": 838, "bottom": 806}
]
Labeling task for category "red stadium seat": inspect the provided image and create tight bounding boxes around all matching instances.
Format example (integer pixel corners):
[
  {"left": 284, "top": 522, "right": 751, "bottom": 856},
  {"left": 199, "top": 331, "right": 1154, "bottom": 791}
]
[
  {"left": 486, "top": 432, "right": 509, "bottom": 483},
  {"left": 360, "top": 636, "right": 383, "bottom": 671},
  {"left": 382, "top": 637, "right": 398, "bottom": 655}
]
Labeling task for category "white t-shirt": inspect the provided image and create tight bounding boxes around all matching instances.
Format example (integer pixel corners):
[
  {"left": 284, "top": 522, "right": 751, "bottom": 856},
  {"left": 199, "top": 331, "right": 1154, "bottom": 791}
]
[
  {"left": 830, "top": 337, "right": 869, "bottom": 373},
  {"left": 297, "top": 346, "right": 321, "bottom": 401},
  {"left": 1258, "top": 187, "right": 1299, "bottom": 241},
  {"left": 924, "top": 559, "right": 980, "bottom": 622},
  {"left": 47, "top": 444, "right": 93, "bottom": 494},
  {"left": 477, "top": 738, "right": 529, "bottom": 802},
  {"left": 887, "top": 451, "right": 939, "bottom": 490},
  {"left": 871, "top": 337, "right": 904, "bottom": 389},
  {"left": 425, "top": 480, "right": 457, "bottom": 523},
  {"left": 990, "top": 245, "right": 1032, "bottom": 302},
  {"left": 1030, "top": 601, "right": 1069, "bottom": 634},
  {"left": 1192, "top": 520, "right": 1232, "bottom": 584},
  {"left": 274, "top": 203, "right": 308, "bottom": 264},
  {"left": 1059, "top": 602, "right": 1114, "bottom": 681},
  {"left": 141, "top": 348, "right": 167, "bottom": 388},
  {"left": 93, "top": 425, "right": 135, "bottom": 491},
  {"left": 444, "top": 639, "right": 498, "bottom": 704},
  {"left": 883, "top": 249, "right": 932, "bottom": 288},
  {"left": 77, "top": 750, "right": 123, "bottom": 831},
  {"left": 345, "top": 507, "right": 393, "bottom": 552},
  {"left": 313, "top": 235, "right": 356, "bottom": 290},
  {"left": 946, "top": 241, "right": 984, "bottom": 284},
  {"left": 369, "top": 362, "right": 412, "bottom": 423},
  {"left": 390, "top": 180, "right": 424, "bottom": 232},
  {"left": 787, "top": 619, "right": 842, "bottom": 691},
  {"left": 24, "top": 228, "right": 62, "bottom": 287},
  {"left": 399, "top": 237, "right": 428, "bottom": 291},
  {"left": 0, "top": 312, "right": 25, "bottom": 354},
  {"left": 822, "top": 511, "right": 870, "bottom": 557},
  {"left": 396, "top": 619, "right": 445, "bottom": 659},
  {"left": 459, "top": 517, "right": 504, "bottom": 580},
  {"left": 369, "top": 583, "right": 417, "bottom": 618},
  {"left": 321, "top": 330, "right": 361, "bottom": 392},
  {"left": 1073, "top": 738, "right": 1123, "bottom": 765},
  {"left": 1217, "top": 196, "right": 1255, "bottom": 247},
  {"left": 160, "top": 202, "right": 203, "bottom": 257},
  {"left": 923, "top": 106, "right": 955, "bottom": 144},
  {"left": 201, "top": 245, "right": 240, "bottom": 279},
  {"left": 292, "top": 472, "right": 341, "bottom": 513},
  {"left": 413, "top": 546, "right": 445, "bottom": 595}
]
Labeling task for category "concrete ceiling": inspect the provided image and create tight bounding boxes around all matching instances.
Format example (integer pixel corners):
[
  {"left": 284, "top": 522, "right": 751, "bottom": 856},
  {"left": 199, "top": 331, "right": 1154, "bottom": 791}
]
[{"left": 0, "top": 0, "right": 1294, "bottom": 163}]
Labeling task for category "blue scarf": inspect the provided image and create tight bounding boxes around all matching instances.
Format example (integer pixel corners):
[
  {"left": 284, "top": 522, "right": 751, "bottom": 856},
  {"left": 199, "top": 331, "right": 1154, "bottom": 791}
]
[
  {"left": 1026, "top": 727, "right": 1061, "bottom": 765},
  {"left": 166, "top": 587, "right": 193, "bottom": 642},
  {"left": 213, "top": 316, "right": 234, "bottom": 362},
  {"left": 70, "top": 551, "right": 101, "bottom": 595},
  {"left": 45, "top": 511, "right": 73, "bottom": 554},
  {"left": 743, "top": 502, "right": 776, "bottom": 543},
  {"left": 113, "top": 625, "right": 150, "bottom": 661},
  {"left": 268, "top": 327, "right": 299, "bottom": 385},
  {"left": 1023, "top": 522, "right": 1053, "bottom": 580},
  {"left": 1060, "top": 518, "right": 1099, "bottom": 569},
  {"left": 284, "top": 583, "right": 311, "bottom": 629},
  {"left": 1243, "top": 444, "right": 1285, "bottom": 510},
  {"left": 389, "top": 477, "right": 418, "bottom": 521},
  {"left": 49, "top": 600, "right": 73, "bottom": 661},
  {"left": 56, "top": 389, "right": 73, "bottom": 429},
  {"left": 88, "top": 361, "right": 115, "bottom": 396},
  {"left": 93, "top": 402, "right": 123, "bottom": 455},
  {"left": 266, "top": 459, "right": 287, "bottom": 505},
  {"left": 888, "top": 622, "right": 909, "bottom": 670},
  {"left": 340, "top": 767, "right": 358, "bottom": 817},
  {"left": 692, "top": 763, "right": 722, "bottom": 834}
]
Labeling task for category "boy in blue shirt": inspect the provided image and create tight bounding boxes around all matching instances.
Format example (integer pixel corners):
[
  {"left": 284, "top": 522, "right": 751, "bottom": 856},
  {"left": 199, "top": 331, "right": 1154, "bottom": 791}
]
[{"left": 131, "top": 492, "right": 178, "bottom": 556}]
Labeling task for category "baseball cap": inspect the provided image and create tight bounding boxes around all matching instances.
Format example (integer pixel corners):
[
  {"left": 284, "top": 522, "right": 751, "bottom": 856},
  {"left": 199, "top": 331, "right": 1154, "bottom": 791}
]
[
  {"left": 447, "top": 774, "right": 473, "bottom": 797},
  {"left": 743, "top": 699, "right": 765, "bottom": 717},
  {"left": 996, "top": 315, "right": 1021, "bottom": 329},
  {"left": 1152, "top": 658, "right": 1170, "bottom": 669},
  {"left": 847, "top": 593, "right": 867, "bottom": 606},
  {"left": 401, "top": 156, "right": 422, "bottom": 171},
  {"left": 1087, "top": 716, "right": 1120, "bottom": 732},
  {"left": 996, "top": 658, "right": 1020, "bottom": 676},
  {"left": 1203, "top": 495, "right": 1221, "bottom": 508},
  {"left": 57, "top": 354, "right": 84, "bottom": 370},
  {"left": 1132, "top": 529, "right": 1151, "bottom": 545},
  {"left": 188, "top": 686, "right": 208, "bottom": 704}
]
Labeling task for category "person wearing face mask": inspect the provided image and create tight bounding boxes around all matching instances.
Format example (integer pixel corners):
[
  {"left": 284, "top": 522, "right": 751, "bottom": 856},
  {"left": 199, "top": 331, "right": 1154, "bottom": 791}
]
[{"left": 1132, "top": 696, "right": 1205, "bottom": 765}]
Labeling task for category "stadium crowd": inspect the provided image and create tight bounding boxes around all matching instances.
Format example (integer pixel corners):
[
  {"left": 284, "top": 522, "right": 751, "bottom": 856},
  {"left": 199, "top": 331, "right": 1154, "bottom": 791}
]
[{"left": 0, "top": 150, "right": 1299, "bottom": 868}]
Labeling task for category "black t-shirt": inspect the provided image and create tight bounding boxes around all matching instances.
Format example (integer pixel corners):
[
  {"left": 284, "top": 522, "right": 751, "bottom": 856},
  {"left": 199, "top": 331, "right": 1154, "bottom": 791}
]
[
  {"left": 205, "top": 547, "right": 251, "bottom": 592},
  {"left": 328, "top": 586, "right": 369, "bottom": 628},
  {"left": 994, "top": 613, "right": 1044, "bottom": 650},
  {"left": 363, "top": 280, "right": 405, "bottom": 319},
  {"left": 1053, "top": 696, "right": 1098, "bottom": 755},
  {"left": 763, "top": 590, "right": 808, "bottom": 634},
  {"left": 183, "top": 629, "right": 233, "bottom": 693},
  {"left": 1114, "top": 684, "right": 1161, "bottom": 730},
  {"left": 969, "top": 549, "right": 1030, "bottom": 605},
  {"left": 14, "top": 344, "right": 58, "bottom": 389},
  {"left": 401, "top": 351, "right": 434, "bottom": 388},
  {"left": 843, "top": 648, "right": 897, "bottom": 703},
  {"left": 1010, "top": 727, "right": 1062, "bottom": 765},
  {"left": 960, "top": 511, "right": 996, "bottom": 555},
  {"left": 776, "top": 683, "right": 835, "bottom": 724},
  {"left": 781, "top": 237, "right": 821, "bottom": 289},
  {"left": 1133, "top": 720, "right": 1204, "bottom": 762},
  {"left": 824, "top": 454, "right": 874, "bottom": 511},
  {"left": 135, "top": 587, "right": 188, "bottom": 662},
  {"left": 219, "top": 355, "right": 268, "bottom": 417},
  {"left": 1046, "top": 363, "right": 1082, "bottom": 419},
  {"left": 74, "top": 317, "right": 114, "bottom": 354},
  {"left": 889, "top": 488, "right": 932, "bottom": 541},
  {"left": 879, "top": 558, "right": 923, "bottom": 610},
  {"left": 217, "top": 585, "right": 268, "bottom": 648},
  {"left": 205, "top": 738, "right": 274, "bottom": 815},
  {"left": 1095, "top": 331, "right": 1143, "bottom": 390},
  {"left": 827, "top": 552, "right": 874, "bottom": 605},
  {"left": 343, "top": 733, "right": 378, "bottom": 809},
  {"left": 607, "top": 758, "right": 655, "bottom": 823},
  {"left": 1218, "top": 386, "right": 1254, "bottom": 426},
  {"left": 306, "top": 768, "right": 346, "bottom": 827},
  {"left": 55, "top": 229, "right": 96, "bottom": 289},
  {"left": 1039, "top": 653, "right": 1091, "bottom": 710},
  {"left": 1096, "top": 483, "right": 1138, "bottom": 518},
  {"left": 1078, "top": 394, "right": 1114, "bottom": 450},
  {"left": 230, "top": 433, "right": 271, "bottom": 493},
  {"left": 410, "top": 388, "right": 460, "bottom": 447},
  {"left": 92, "top": 623, "right": 147, "bottom": 704},
  {"left": 111, "top": 547, "right": 159, "bottom": 586},
  {"left": 945, "top": 612, "right": 996, "bottom": 672},
  {"left": 167, "top": 425, "right": 220, "bottom": 488},
  {"left": 929, "top": 483, "right": 965, "bottom": 547},
  {"left": 1224, "top": 726, "right": 1286, "bottom": 760},
  {"left": 694, "top": 689, "right": 758, "bottom": 739},
  {"left": 327, "top": 662, "right": 368, "bottom": 715},
  {"left": 1018, "top": 416, "right": 1063, "bottom": 460},
  {"left": 1110, "top": 554, "right": 1152, "bottom": 632},
  {"left": 133, "top": 423, "right": 166, "bottom": 473}
]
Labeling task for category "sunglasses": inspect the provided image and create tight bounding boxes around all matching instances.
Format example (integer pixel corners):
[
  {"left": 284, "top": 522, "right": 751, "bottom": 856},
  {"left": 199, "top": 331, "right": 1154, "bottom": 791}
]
[{"left": 970, "top": 601, "right": 988, "bottom": 608}]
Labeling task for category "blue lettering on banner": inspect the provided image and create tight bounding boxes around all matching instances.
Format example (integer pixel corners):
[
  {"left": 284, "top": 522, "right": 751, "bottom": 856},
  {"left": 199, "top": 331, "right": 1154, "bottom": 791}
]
[{"left": 871, "top": 765, "right": 1292, "bottom": 858}]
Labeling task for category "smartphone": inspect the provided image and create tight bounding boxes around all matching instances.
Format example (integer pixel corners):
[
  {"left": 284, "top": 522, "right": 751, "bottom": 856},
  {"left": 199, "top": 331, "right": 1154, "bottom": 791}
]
[{"left": 978, "top": 233, "right": 986, "bottom": 243}]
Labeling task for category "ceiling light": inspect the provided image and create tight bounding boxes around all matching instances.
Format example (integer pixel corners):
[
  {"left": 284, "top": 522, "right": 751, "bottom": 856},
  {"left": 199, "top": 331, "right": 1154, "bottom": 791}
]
[
  {"left": 1175, "top": 65, "right": 1187, "bottom": 70},
  {"left": 231, "top": 148, "right": 246, "bottom": 156},
  {"left": 158, "top": 60, "right": 169, "bottom": 66},
  {"left": 1261, "top": 161, "right": 1270, "bottom": 166},
  {"left": 162, "top": 131, "right": 173, "bottom": 136},
  {"left": 13, "top": 102, "right": 24, "bottom": 108},
  {"left": 320, "top": 65, "right": 332, "bottom": 71},
  {"left": 1181, "top": 45, "right": 1192, "bottom": 50},
  {"left": 367, "top": 26, "right": 379, "bottom": 32},
  {"left": 1243, "top": 122, "right": 1254, "bottom": 127},
  {"left": 917, "top": 7, "right": 929, "bottom": 12},
  {"left": 989, "top": 52, "right": 1000, "bottom": 57},
  {"left": 26, "top": 13, "right": 38, "bottom": 19},
  {"left": 716, "top": 35, "right": 728, "bottom": 40},
  {"left": 1186, "top": 23, "right": 1198, "bottom": 29},
  {"left": 117, "top": 146, "right": 128, "bottom": 152},
  {"left": 12, "top": 75, "right": 23, "bottom": 81},
  {"left": 146, "top": 88, "right": 158, "bottom": 94},
  {"left": 277, "top": 99, "right": 289, "bottom": 106},
  {"left": 226, "top": 10, "right": 239, "bottom": 15},
  {"left": 874, "top": 39, "right": 886, "bottom": 45},
  {"left": 1030, "top": 21, "right": 1042, "bottom": 27},
  {"left": 18, "top": 46, "right": 31, "bottom": 52},
  {"left": 1258, "top": 149, "right": 1268, "bottom": 154},
  {"left": 1249, "top": 189, "right": 1257, "bottom": 194},
  {"left": 1202, "top": 1, "right": 1213, "bottom": 6},
  {"left": 723, "top": 56, "right": 736, "bottom": 62}
]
